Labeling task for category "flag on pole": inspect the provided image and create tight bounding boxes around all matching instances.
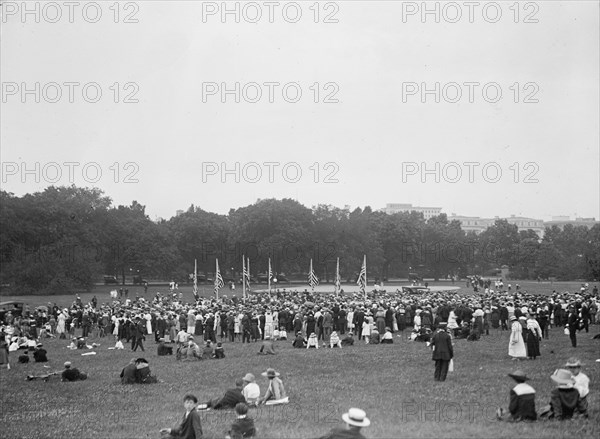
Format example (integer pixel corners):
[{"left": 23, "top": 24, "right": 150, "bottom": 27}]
[
  {"left": 214, "top": 258, "right": 224, "bottom": 298},
  {"left": 242, "top": 255, "right": 246, "bottom": 300},
  {"left": 334, "top": 257, "right": 341, "bottom": 296},
  {"left": 268, "top": 257, "right": 272, "bottom": 295},
  {"left": 193, "top": 259, "right": 199, "bottom": 301},
  {"left": 357, "top": 255, "right": 367, "bottom": 297},
  {"left": 244, "top": 256, "right": 251, "bottom": 294},
  {"left": 308, "top": 259, "right": 319, "bottom": 291}
]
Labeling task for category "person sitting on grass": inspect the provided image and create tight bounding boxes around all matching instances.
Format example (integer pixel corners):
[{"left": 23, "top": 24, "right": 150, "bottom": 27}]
[
  {"left": 226, "top": 402, "right": 256, "bottom": 439},
  {"left": 317, "top": 407, "right": 370, "bottom": 439},
  {"left": 258, "top": 368, "right": 287, "bottom": 405},
  {"left": 200, "top": 378, "right": 246, "bottom": 410},
  {"left": 381, "top": 328, "right": 394, "bottom": 344},
  {"left": 242, "top": 373, "right": 260, "bottom": 406},
  {"left": 202, "top": 341, "right": 213, "bottom": 360},
  {"left": 329, "top": 331, "right": 342, "bottom": 348},
  {"left": 539, "top": 369, "right": 584, "bottom": 420},
  {"left": 135, "top": 358, "right": 158, "bottom": 384},
  {"left": 160, "top": 394, "right": 203, "bottom": 439},
  {"left": 18, "top": 352, "right": 29, "bottom": 363},
  {"left": 213, "top": 342, "right": 225, "bottom": 359},
  {"left": 565, "top": 357, "right": 589, "bottom": 418},
  {"left": 496, "top": 370, "right": 537, "bottom": 421},
  {"left": 258, "top": 336, "right": 276, "bottom": 355},
  {"left": 307, "top": 333, "right": 319, "bottom": 349},
  {"left": 61, "top": 361, "right": 87, "bottom": 382},
  {"left": 370, "top": 327, "right": 380, "bottom": 345},
  {"left": 341, "top": 332, "right": 355, "bottom": 347},
  {"left": 157, "top": 338, "right": 173, "bottom": 356},
  {"left": 120, "top": 358, "right": 137, "bottom": 384},
  {"left": 181, "top": 338, "right": 201, "bottom": 361},
  {"left": 292, "top": 331, "right": 306, "bottom": 348},
  {"left": 33, "top": 343, "right": 48, "bottom": 362}
]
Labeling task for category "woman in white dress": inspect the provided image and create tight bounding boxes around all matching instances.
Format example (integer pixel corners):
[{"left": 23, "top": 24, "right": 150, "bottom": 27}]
[
  {"left": 234, "top": 313, "right": 242, "bottom": 341},
  {"left": 508, "top": 316, "right": 526, "bottom": 360},
  {"left": 56, "top": 311, "right": 66, "bottom": 335},
  {"left": 361, "top": 316, "right": 372, "bottom": 344}
]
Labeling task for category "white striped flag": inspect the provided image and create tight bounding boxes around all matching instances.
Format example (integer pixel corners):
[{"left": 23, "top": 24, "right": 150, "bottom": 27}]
[
  {"left": 244, "top": 257, "right": 251, "bottom": 293},
  {"left": 308, "top": 258, "right": 319, "bottom": 291},
  {"left": 193, "top": 259, "right": 199, "bottom": 301},
  {"left": 214, "top": 258, "right": 224, "bottom": 298},
  {"left": 357, "top": 255, "right": 367, "bottom": 297},
  {"left": 268, "top": 257, "right": 272, "bottom": 295},
  {"left": 334, "top": 257, "right": 341, "bottom": 296}
]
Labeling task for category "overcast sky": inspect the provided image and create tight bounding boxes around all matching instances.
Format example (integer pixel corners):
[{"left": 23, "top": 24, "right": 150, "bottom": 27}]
[{"left": 1, "top": 1, "right": 598, "bottom": 221}]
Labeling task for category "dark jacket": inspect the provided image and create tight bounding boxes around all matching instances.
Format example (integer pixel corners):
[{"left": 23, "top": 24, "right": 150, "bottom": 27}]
[
  {"left": 430, "top": 329, "right": 453, "bottom": 361},
  {"left": 171, "top": 410, "right": 203, "bottom": 439},
  {"left": 508, "top": 383, "right": 537, "bottom": 421},
  {"left": 229, "top": 416, "right": 256, "bottom": 438}
]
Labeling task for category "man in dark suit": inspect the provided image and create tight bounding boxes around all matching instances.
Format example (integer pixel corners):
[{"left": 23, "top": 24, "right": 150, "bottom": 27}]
[
  {"left": 161, "top": 394, "right": 203, "bottom": 439},
  {"left": 430, "top": 322, "right": 453, "bottom": 382},
  {"left": 353, "top": 308, "right": 365, "bottom": 340}
]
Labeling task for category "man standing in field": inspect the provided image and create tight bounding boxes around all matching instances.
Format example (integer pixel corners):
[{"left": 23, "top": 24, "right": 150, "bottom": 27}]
[{"left": 430, "top": 322, "right": 453, "bottom": 382}]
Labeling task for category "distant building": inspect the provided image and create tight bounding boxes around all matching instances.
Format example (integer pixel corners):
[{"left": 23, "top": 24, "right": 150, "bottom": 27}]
[
  {"left": 448, "top": 214, "right": 545, "bottom": 238},
  {"left": 544, "top": 216, "right": 599, "bottom": 230},
  {"left": 382, "top": 203, "right": 442, "bottom": 220},
  {"left": 175, "top": 210, "right": 184, "bottom": 217}
]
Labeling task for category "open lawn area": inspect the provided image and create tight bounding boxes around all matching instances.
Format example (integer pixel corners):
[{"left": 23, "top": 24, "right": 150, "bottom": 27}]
[{"left": 1, "top": 324, "right": 599, "bottom": 439}]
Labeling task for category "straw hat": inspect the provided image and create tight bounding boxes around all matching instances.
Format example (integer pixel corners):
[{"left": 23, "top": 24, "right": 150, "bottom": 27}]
[
  {"left": 565, "top": 358, "right": 582, "bottom": 368},
  {"left": 342, "top": 408, "right": 370, "bottom": 427},
  {"left": 242, "top": 373, "right": 255, "bottom": 382},
  {"left": 550, "top": 369, "right": 575, "bottom": 388},
  {"left": 261, "top": 368, "right": 280, "bottom": 378}
]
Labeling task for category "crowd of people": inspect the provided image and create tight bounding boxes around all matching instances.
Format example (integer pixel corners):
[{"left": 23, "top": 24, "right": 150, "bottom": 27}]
[{"left": 1, "top": 280, "right": 598, "bottom": 437}]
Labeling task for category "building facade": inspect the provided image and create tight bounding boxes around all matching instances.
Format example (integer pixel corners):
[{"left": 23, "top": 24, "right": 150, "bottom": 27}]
[{"left": 382, "top": 203, "right": 442, "bottom": 220}]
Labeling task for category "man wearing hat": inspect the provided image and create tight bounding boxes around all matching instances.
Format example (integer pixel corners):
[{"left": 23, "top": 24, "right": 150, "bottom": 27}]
[
  {"left": 33, "top": 343, "right": 48, "bottom": 362},
  {"left": 497, "top": 371, "right": 536, "bottom": 421},
  {"left": 317, "top": 407, "right": 370, "bottom": 439},
  {"left": 430, "top": 322, "right": 453, "bottom": 382}
]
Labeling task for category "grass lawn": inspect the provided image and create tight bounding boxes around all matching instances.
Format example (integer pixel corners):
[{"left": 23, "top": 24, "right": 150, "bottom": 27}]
[{"left": 1, "top": 323, "right": 598, "bottom": 438}]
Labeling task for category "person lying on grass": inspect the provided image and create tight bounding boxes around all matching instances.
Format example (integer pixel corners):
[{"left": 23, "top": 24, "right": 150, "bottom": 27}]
[
  {"left": 496, "top": 370, "right": 537, "bottom": 422},
  {"left": 199, "top": 378, "right": 246, "bottom": 410},
  {"left": 61, "top": 361, "right": 87, "bottom": 382},
  {"left": 257, "top": 368, "right": 287, "bottom": 405},
  {"left": 341, "top": 332, "right": 355, "bottom": 346},
  {"left": 160, "top": 394, "right": 203, "bottom": 439}
]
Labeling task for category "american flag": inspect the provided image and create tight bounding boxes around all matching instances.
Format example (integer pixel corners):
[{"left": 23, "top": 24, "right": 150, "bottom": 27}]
[
  {"left": 335, "top": 257, "right": 341, "bottom": 295},
  {"left": 308, "top": 259, "right": 319, "bottom": 290},
  {"left": 357, "top": 255, "right": 366, "bottom": 293},
  {"left": 214, "top": 258, "right": 224, "bottom": 296},
  {"left": 243, "top": 256, "right": 251, "bottom": 291}
]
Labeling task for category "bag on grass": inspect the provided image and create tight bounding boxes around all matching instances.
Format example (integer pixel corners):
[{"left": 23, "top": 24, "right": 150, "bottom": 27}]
[
  {"left": 449, "top": 359, "right": 454, "bottom": 372},
  {"left": 564, "top": 327, "right": 569, "bottom": 336}
]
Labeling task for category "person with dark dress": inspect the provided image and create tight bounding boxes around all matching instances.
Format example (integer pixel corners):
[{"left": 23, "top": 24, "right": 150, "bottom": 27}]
[
  {"left": 120, "top": 358, "right": 137, "bottom": 384},
  {"left": 160, "top": 394, "right": 203, "bottom": 439},
  {"left": 430, "top": 322, "right": 453, "bottom": 382},
  {"left": 213, "top": 342, "right": 225, "bottom": 359},
  {"left": 525, "top": 315, "right": 542, "bottom": 360},
  {"left": 202, "top": 378, "right": 246, "bottom": 410},
  {"left": 496, "top": 370, "right": 537, "bottom": 421},
  {"left": 292, "top": 331, "right": 306, "bottom": 348},
  {"left": 226, "top": 403, "right": 256, "bottom": 439},
  {"left": 567, "top": 306, "right": 580, "bottom": 348},
  {"left": 33, "top": 343, "right": 48, "bottom": 362}
]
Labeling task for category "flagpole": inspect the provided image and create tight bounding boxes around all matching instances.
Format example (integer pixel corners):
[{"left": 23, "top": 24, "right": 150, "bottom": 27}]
[
  {"left": 335, "top": 257, "right": 340, "bottom": 297},
  {"left": 268, "top": 257, "right": 272, "bottom": 296},
  {"left": 242, "top": 254, "right": 246, "bottom": 301},
  {"left": 246, "top": 256, "right": 250, "bottom": 300},
  {"left": 193, "top": 258, "right": 198, "bottom": 301},
  {"left": 215, "top": 258, "right": 220, "bottom": 301},
  {"left": 364, "top": 255, "right": 367, "bottom": 301}
]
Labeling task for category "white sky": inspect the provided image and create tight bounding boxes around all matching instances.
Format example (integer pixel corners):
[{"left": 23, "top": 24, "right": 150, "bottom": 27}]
[{"left": 1, "top": 1, "right": 599, "bottom": 221}]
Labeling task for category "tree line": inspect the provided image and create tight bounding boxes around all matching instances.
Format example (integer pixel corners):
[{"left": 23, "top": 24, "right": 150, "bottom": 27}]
[{"left": 1, "top": 186, "right": 598, "bottom": 294}]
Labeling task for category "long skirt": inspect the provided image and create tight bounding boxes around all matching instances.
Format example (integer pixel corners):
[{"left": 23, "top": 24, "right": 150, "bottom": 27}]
[{"left": 526, "top": 329, "right": 540, "bottom": 358}]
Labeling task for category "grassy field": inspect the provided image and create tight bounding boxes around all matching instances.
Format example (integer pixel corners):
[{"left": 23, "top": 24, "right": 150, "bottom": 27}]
[
  {"left": 1, "top": 324, "right": 598, "bottom": 438},
  {"left": 1, "top": 280, "right": 598, "bottom": 438}
]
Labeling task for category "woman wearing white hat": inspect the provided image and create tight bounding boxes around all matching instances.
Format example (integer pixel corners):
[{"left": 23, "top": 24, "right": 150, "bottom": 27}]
[{"left": 317, "top": 407, "right": 370, "bottom": 439}]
